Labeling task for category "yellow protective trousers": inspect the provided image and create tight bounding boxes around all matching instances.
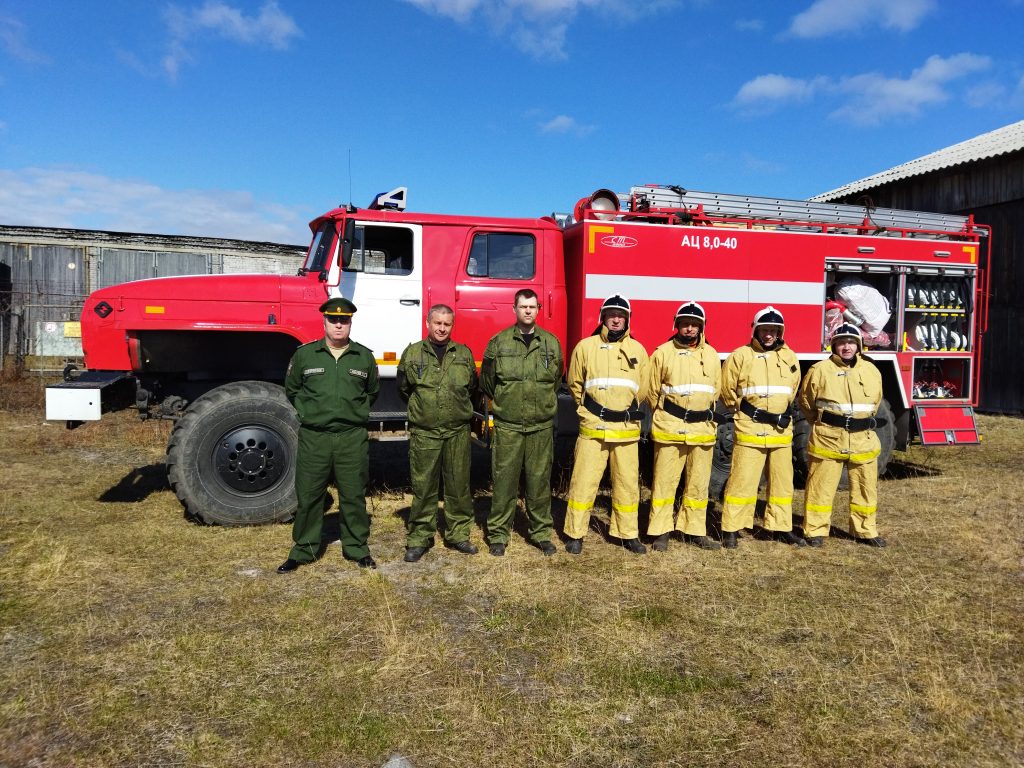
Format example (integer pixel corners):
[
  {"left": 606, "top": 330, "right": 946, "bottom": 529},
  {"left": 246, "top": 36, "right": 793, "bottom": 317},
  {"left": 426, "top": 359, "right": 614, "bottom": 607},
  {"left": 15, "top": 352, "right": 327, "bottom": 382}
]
[
  {"left": 564, "top": 437, "right": 640, "bottom": 540},
  {"left": 648, "top": 443, "right": 713, "bottom": 537},
  {"left": 803, "top": 455, "right": 878, "bottom": 539},
  {"left": 722, "top": 443, "right": 793, "bottom": 533}
]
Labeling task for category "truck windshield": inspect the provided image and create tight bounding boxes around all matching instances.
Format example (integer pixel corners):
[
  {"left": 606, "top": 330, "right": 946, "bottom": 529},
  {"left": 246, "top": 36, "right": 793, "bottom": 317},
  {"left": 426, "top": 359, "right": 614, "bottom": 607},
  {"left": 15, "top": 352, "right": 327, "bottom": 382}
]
[{"left": 303, "top": 223, "right": 337, "bottom": 274}]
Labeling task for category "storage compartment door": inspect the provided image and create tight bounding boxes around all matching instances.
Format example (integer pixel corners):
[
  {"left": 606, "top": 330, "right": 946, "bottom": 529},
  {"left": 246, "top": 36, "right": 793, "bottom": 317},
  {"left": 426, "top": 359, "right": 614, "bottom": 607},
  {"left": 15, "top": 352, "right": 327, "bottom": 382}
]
[{"left": 914, "top": 404, "right": 980, "bottom": 445}]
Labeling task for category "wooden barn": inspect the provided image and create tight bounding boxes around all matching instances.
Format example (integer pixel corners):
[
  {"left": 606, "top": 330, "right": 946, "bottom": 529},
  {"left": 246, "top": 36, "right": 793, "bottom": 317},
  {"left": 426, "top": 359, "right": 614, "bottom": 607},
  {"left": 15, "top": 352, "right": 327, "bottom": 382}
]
[{"left": 812, "top": 120, "right": 1024, "bottom": 414}]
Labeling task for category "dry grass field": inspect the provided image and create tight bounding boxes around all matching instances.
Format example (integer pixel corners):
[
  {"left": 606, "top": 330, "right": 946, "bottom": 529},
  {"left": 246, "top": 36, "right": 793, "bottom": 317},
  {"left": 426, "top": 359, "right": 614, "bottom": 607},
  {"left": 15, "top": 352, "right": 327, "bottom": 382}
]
[{"left": 1, "top": 374, "right": 1022, "bottom": 767}]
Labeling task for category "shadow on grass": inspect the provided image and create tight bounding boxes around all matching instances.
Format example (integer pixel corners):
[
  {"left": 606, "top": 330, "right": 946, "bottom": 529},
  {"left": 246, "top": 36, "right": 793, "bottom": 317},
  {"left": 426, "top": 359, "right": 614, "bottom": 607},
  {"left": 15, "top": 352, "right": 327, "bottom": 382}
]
[
  {"left": 98, "top": 463, "right": 169, "bottom": 502},
  {"left": 883, "top": 459, "right": 942, "bottom": 480}
]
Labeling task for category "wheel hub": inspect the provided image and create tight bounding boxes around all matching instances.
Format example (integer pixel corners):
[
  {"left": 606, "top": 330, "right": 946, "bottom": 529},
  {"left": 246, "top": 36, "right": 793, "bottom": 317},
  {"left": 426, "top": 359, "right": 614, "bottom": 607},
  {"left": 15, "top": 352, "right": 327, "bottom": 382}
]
[{"left": 213, "top": 426, "right": 288, "bottom": 494}]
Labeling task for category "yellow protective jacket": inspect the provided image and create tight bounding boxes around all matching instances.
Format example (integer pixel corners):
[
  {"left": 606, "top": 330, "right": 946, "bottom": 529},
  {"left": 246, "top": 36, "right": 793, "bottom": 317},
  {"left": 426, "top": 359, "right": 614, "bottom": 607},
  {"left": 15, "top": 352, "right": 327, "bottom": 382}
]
[
  {"left": 645, "top": 336, "right": 721, "bottom": 445},
  {"left": 567, "top": 327, "right": 649, "bottom": 443},
  {"left": 798, "top": 353, "right": 882, "bottom": 464},
  {"left": 722, "top": 340, "right": 800, "bottom": 447}
]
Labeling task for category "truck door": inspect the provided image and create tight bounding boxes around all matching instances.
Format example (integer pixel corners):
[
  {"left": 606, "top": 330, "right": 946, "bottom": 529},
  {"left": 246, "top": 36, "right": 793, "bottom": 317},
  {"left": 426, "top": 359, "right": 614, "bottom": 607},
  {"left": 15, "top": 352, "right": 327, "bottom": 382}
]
[
  {"left": 454, "top": 229, "right": 544, "bottom": 357},
  {"left": 326, "top": 221, "right": 422, "bottom": 377}
]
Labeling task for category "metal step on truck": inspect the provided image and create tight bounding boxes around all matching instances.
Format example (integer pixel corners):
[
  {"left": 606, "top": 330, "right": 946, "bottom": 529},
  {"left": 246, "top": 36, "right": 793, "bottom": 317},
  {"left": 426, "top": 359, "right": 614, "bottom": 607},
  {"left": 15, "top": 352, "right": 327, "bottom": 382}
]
[{"left": 46, "top": 183, "right": 989, "bottom": 526}]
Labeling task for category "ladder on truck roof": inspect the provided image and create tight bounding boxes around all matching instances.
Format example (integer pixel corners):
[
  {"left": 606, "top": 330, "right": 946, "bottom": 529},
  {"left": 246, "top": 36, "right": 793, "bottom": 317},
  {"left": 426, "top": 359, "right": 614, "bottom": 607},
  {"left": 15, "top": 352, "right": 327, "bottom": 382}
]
[{"left": 628, "top": 184, "right": 978, "bottom": 237}]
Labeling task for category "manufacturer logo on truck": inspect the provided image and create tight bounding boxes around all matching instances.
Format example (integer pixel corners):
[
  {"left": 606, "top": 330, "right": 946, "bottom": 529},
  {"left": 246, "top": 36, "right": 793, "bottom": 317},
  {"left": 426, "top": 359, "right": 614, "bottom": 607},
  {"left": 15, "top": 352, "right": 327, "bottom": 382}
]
[{"left": 600, "top": 235, "right": 638, "bottom": 248}]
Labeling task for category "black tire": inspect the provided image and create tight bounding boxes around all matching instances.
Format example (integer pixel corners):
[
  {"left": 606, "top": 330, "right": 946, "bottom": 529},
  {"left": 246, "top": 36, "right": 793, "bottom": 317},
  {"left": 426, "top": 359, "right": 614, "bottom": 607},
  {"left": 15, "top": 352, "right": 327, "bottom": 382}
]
[
  {"left": 166, "top": 381, "right": 299, "bottom": 526},
  {"left": 709, "top": 418, "right": 735, "bottom": 501}
]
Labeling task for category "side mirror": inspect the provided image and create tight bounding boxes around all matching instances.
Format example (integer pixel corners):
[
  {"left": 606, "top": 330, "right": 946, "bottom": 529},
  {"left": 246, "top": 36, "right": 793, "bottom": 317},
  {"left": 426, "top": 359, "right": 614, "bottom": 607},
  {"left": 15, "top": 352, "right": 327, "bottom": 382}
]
[{"left": 340, "top": 219, "right": 355, "bottom": 269}]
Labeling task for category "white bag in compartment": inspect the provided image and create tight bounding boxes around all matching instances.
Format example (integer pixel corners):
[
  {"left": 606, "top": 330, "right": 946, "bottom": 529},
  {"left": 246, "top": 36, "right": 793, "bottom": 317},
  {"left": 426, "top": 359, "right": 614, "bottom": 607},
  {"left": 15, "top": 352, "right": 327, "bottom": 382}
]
[{"left": 836, "top": 278, "right": 891, "bottom": 334}]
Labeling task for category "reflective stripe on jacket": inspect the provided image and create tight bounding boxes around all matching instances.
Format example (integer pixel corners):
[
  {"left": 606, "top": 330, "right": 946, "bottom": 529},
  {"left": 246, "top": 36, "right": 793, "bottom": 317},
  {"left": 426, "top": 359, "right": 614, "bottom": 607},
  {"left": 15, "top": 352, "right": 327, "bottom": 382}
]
[
  {"left": 722, "top": 341, "right": 800, "bottom": 447},
  {"left": 567, "top": 328, "right": 649, "bottom": 443},
  {"left": 798, "top": 353, "right": 882, "bottom": 464},
  {"left": 645, "top": 337, "right": 720, "bottom": 444}
]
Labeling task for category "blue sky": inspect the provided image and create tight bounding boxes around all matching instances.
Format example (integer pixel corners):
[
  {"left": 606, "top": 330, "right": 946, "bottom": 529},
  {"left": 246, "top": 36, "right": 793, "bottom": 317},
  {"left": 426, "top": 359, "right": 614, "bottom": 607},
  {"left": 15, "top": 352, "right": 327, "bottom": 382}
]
[{"left": 1, "top": 0, "right": 1022, "bottom": 245}]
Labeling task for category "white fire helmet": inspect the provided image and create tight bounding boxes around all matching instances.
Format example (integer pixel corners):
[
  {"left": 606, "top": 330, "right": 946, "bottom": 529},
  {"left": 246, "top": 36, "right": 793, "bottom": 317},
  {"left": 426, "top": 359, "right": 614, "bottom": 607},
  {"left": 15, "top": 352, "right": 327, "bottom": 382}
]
[
  {"left": 829, "top": 322, "right": 863, "bottom": 350},
  {"left": 752, "top": 305, "right": 785, "bottom": 331},
  {"left": 601, "top": 294, "right": 632, "bottom": 316},
  {"left": 674, "top": 301, "right": 706, "bottom": 326}
]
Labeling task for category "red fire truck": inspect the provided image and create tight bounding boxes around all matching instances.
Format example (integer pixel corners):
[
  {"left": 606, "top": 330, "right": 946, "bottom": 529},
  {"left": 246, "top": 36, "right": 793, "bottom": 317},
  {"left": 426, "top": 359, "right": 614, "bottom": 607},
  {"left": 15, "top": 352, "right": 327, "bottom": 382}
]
[{"left": 46, "top": 184, "right": 989, "bottom": 526}]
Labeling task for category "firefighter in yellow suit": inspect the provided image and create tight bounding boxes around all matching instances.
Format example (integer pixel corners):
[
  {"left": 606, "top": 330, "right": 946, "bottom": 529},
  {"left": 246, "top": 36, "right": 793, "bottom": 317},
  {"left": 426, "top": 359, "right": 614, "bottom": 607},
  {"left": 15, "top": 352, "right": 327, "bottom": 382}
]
[
  {"left": 645, "top": 301, "right": 722, "bottom": 551},
  {"left": 721, "top": 306, "right": 806, "bottom": 549},
  {"left": 798, "top": 323, "right": 888, "bottom": 548},
  {"left": 564, "top": 295, "right": 650, "bottom": 555}
]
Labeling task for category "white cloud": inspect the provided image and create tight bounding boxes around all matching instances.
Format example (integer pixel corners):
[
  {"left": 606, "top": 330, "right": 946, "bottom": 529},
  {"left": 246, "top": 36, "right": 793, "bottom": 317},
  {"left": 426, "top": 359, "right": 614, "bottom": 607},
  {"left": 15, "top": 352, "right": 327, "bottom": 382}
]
[
  {"left": 831, "top": 53, "right": 991, "bottom": 125},
  {"left": 733, "top": 53, "right": 993, "bottom": 125},
  {"left": 788, "top": 0, "right": 935, "bottom": 38},
  {"left": 964, "top": 82, "right": 1007, "bottom": 108},
  {"left": 0, "top": 13, "right": 49, "bottom": 64},
  {"left": 732, "top": 74, "right": 825, "bottom": 113},
  {"left": 538, "top": 114, "right": 595, "bottom": 135},
  {"left": 403, "top": 0, "right": 678, "bottom": 61},
  {"left": 163, "top": 1, "right": 301, "bottom": 80},
  {"left": 0, "top": 167, "right": 309, "bottom": 244}
]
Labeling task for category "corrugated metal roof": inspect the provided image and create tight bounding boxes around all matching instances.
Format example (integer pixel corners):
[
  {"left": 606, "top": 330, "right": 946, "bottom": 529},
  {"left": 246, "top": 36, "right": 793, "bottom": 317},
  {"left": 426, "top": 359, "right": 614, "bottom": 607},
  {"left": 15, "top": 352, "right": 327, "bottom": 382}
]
[{"left": 811, "top": 120, "right": 1024, "bottom": 201}]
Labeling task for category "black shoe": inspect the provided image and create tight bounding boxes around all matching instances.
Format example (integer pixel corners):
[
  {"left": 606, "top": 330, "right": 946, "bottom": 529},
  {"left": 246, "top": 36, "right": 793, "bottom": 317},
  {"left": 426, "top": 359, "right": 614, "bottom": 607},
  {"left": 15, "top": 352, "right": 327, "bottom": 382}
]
[
  {"left": 651, "top": 533, "right": 670, "bottom": 552},
  {"left": 447, "top": 540, "right": 478, "bottom": 555},
  {"left": 356, "top": 555, "right": 377, "bottom": 569},
  {"left": 276, "top": 558, "right": 301, "bottom": 574},
  {"left": 686, "top": 534, "right": 722, "bottom": 551},
  {"left": 538, "top": 541, "right": 557, "bottom": 556},
  {"left": 777, "top": 530, "right": 808, "bottom": 547},
  {"left": 859, "top": 536, "right": 887, "bottom": 548},
  {"left": 807, "top": 536, "right": 825, "bottom": 548},
  {"left": 565, "top": 538, "right": 583, "bottom": 555},
  {"left": 722, "top": 532, "right": 738, "bottom": 549},
  {"left": 623, "top": 538, "right": 646, "bottom": 555},
  {"left": 404, "top": 546, "right": 428, "bottom": 563},
  {"left": 488, "top": 543, "right": 506, "bottom": 557}
]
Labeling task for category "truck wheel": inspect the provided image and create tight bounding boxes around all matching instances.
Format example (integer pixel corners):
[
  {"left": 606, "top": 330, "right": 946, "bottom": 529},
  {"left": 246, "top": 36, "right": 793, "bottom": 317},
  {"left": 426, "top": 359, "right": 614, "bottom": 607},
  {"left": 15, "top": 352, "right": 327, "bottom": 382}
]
[
  {"left": 793, "top": 398, "right": 896, "bottom": 489},
  {"left": 166, "top": 381, "right": 299, "bottom": 526},
  {"left": 709, "top": 419, "right": 734, "bottom": 501}
]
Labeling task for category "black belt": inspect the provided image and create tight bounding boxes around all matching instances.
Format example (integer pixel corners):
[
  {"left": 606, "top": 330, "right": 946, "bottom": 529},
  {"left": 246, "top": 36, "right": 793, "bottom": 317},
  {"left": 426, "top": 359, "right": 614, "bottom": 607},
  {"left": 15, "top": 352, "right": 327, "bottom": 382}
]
[
  {"left": 739, "top": 399, "right": 792, "bottom": 429},
  {"left": 819, "top": 410, "right": 887, "bottom": 432},
  {"left": 583, "top": 392, "right": 644, "bottom": 423},
  {"left": 662, "top": 399, "right": 715, "bottom": 424}
]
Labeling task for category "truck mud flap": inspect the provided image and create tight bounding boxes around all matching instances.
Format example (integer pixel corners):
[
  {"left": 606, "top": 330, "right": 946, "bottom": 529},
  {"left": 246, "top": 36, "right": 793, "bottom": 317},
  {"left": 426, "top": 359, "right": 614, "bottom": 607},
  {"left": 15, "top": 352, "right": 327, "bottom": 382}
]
[{"left": 913, "top": 404, "right": 980, "bottom": 446}]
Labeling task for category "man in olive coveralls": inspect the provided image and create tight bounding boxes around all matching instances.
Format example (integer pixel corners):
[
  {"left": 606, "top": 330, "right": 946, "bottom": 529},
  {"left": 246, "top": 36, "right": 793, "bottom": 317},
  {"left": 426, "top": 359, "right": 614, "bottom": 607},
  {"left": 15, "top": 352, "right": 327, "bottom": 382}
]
[
  {"left": 277, "top": 297, "right": 380, "bottom": 573},
  {"left": 480, "top": 289, "right": 564, "bottom": 557},
  {"left": 398, "top": 304, "right": 480, "bottom": 562}
]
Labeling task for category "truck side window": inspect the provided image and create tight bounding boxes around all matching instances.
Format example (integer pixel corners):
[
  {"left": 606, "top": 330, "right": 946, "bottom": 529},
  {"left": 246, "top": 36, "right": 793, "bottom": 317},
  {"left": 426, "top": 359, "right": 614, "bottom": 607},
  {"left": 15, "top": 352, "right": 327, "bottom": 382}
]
[
  {"left": 344, "top": 225, "right": 413, "bottom": 275},
  {"left": 466, "top": 233, "right": 535, "bottom": 279}
]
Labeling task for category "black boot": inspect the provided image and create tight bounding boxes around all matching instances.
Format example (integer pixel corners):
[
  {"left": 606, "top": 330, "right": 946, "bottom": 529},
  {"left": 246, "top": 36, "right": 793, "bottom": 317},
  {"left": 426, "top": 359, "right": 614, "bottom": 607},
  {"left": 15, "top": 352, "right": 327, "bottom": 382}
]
[
  {"left": 776, "top": 530, "right": 808, "bottom": 547},
  {"left": 651, "top": 533, "right": 670, "bottom": 552},
  {"left": 807, "top": 536, "right": 825, "bottom": 548},
  {"left": 686, "top": 534, "right": 722, "bottom": 551},
  {"left": 858, "top": 536, "right": 887, "bottom": 548},
  {"left": 565, "top": 538, "right": 583, "bottom": 555},
  {"left": 722, "top": 531, "right": 738, "bottom": 549},
  {"left": 623, "top": 538, "right": 647, "bottom": 555}
]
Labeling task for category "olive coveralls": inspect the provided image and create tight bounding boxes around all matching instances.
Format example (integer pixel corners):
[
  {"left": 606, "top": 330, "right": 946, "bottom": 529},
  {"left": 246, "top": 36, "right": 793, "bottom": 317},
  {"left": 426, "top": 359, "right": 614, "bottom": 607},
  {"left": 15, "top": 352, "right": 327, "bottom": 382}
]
[
  {"left": 480, "top": 325, "right": 564, "bottom": 546},
  {"left": 721, "top": 340, "right": 801, "bottom": 534},
  {"left": 798, "top": 352, "right": 883, "bottom": 540},
  {"left": 645, "top": 336, "right": 721, "bottom": 537},
  {"left": 564, "top": 328, "right": 649, "bottom": 541},
  {"left": 285, "top": 338, "right": 380, "bottom": 563},
  {"left": 397, "top": 339, "right": 479, "bottom": 548}
]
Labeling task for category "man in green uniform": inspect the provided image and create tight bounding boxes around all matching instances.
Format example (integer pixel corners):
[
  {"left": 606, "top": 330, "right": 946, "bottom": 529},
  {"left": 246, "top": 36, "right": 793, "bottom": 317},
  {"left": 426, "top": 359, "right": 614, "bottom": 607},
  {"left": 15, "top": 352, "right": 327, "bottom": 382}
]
[
  {"left": 277, "top": 297, "right": 380, "bottom": 573},
  {"left": 480, "top": 288, "right": 564, "bottom": 557},
  {"left": 398, "top": 304, "right": 480, "bottom": 562}
]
